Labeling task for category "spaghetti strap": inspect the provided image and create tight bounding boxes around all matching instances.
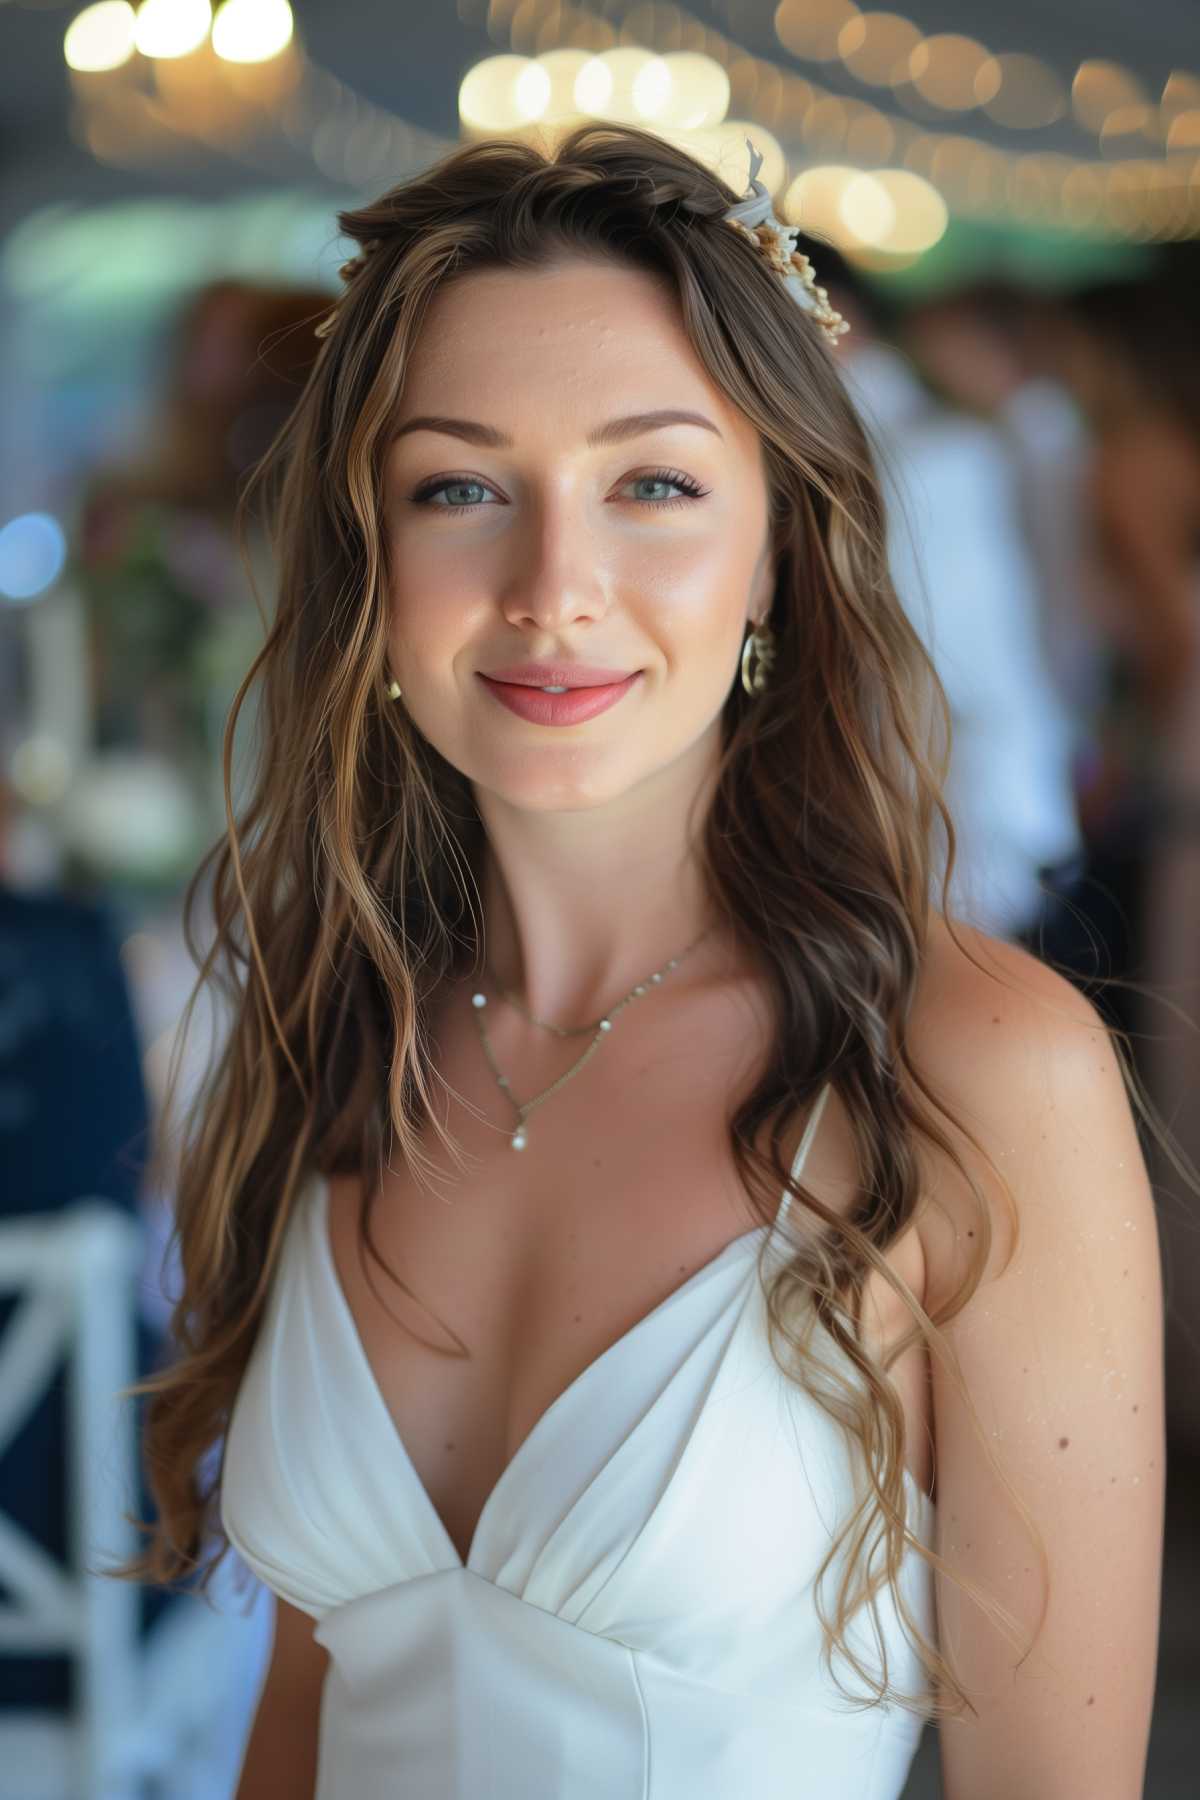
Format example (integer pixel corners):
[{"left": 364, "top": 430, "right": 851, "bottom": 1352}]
[{"left": 769, "top": 1080, "right": 832, "bottom": 1243}]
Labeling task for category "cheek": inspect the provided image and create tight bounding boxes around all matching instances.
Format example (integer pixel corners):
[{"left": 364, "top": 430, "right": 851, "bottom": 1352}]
[
  {"left": 626, "top": 540, "right": 754, "bottom": 646},
  {"left": 385, "top": 547, "right": 472, "bottom": 663}
]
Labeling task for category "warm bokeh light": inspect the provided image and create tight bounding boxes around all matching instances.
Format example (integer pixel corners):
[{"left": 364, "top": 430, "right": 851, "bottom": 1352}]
[
  {"left": 45, "top": 0, "right": 1200, "bottom": 247},
  {"left": 634, "top": 53, "right": 732, "bottom": 131},
  {"left": 344, "top": 27, "right": 1200, "bottom": 244},
  {"left": 844, "top": 104, "right": 895, "bottom": 163},
  {"left": 133, "top": 0, "right": 212, "bottom": 59},
  {"left": 1073, "top": 60, "right": 1147, "bottom": 134},
  {"left": 1099, "top": 105, "right": 1160, "bottom": 150},
  {"left": 210, "top": 0, "right": 293, "bottom": 65},
  {"left": 562, "top": 47, "right": 728, "bottom": 128},
  {"left": 926, "top": 134, "right": 980, "bottom": 193},
  {"left": 1062, "top": 164, "right": 1105, "bottom": 227},
  {"left": 976, "top": 53, "right": 1066, "bottom": 128},
  {"left": 839, "top": 170, "right": 895, "bottom": 241},
  {"left": 1167, "top": 112, "right": 1200, "bottom": 152},
  {"left": 786, "top": 163, "right": 862, "bottom": 241},
  {"left": 1007, "top": 155, "right": 1053, "bottom": 221},
  {"left": 963, "top": 145, "right": 1008, "bottom": 211},
  {"left": 1162, "top": 71, "right": 1200, "bottom": 117},
  {"left": 774, "top": 0, "right": 861, "bottom": 64},
  {"left": 785, "top": 160, "right": 946, "bottom": 256},
  {"left": 520, "top": 49, "right": 593, "bottom": 125},
  {"left": 63, "top": 1, "right": 137, "bottom": 72},
  {"left": 907, "top": 33, "right": 989, "bottom": 111},
  {"left": 837, "top": 11, "right": 921, "bottom": 88},
  {"left": 1164, "top": 71, "right": 1200, "bottom": 104},
  {"left": 864, "top": 167, "right": 948, "bottom": 250},
  {"left": 801, "top": 95, "right": 849, "bottom": 151},
  {"left": 459, "top": 55, "right": 542, "bottom": 134}
]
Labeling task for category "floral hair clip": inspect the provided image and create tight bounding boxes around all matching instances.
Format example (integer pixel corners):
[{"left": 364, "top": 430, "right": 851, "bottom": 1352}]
[
  {"left": 314, "top": 140, "right": 849, "bottom": 348},
  {"left": 722, "top": 138, "right": 850, "bottom": 349}
]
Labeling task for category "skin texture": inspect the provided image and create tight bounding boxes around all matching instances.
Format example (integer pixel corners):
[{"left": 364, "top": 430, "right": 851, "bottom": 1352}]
[
  {"left": 910, "top": 936, "right": 1164, "bottom": 1799},
  {"left": 382, "top": 257, "right": 777, "bottom": 1030},
  {"left": 370, "top": 257, "right": 1165, "bottom": 1796},
  {"left": 233, "top": 258, "right": 1165, "bottom": 1800}
]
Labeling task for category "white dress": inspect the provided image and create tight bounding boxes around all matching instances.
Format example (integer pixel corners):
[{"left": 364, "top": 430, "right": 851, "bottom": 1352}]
[{"left": 221, "top": 1081, "right": 938, "bottom": 1797}]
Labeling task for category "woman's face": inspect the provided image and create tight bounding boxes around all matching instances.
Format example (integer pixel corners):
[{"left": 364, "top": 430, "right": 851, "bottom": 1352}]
[{"left": 381, "top": 256, "right": 777, "bottom": 813}]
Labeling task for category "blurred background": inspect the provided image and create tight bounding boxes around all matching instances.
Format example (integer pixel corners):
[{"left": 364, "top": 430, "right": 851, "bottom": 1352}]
[{"left": 0, "top": 1, "right": 1198, "bottom": 1794}]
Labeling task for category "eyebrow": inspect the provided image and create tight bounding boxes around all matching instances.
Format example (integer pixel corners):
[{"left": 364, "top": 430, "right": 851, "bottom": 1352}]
[{"left": 390, "top": 408, "right": 724, "bottom": 450}]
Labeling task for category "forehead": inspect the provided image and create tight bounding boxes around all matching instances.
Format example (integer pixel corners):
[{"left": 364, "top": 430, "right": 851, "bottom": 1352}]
[{"left": 395, "top": 259, "right": 754, "bottom": 451}]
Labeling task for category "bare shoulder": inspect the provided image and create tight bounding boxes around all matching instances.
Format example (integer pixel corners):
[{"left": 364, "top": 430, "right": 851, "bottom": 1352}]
[
  {"left": 906, "top": 913, "right": 1164, "bottom": 1794},
  {"left": 905, "top": 911, "right": 1125, "bottom": 1300}
]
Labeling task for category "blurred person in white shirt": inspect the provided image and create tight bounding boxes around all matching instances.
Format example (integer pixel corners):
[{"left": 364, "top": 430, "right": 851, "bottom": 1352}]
[
  {"left": 901, "top": 281, "right": 1115, "bottom": 774},
  {"left": 792, "top": 239, "right": 1084, "bottom": 944}
]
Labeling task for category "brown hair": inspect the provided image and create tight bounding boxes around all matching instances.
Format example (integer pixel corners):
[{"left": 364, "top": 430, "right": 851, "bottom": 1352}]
[{"left": 109, "top": 122, "right": 1186, "bottom": 1724}]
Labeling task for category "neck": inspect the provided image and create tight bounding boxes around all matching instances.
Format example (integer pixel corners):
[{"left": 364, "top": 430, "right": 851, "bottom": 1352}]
[{"left": 465, "top": 753, "right": 735, "bottom": 1027}]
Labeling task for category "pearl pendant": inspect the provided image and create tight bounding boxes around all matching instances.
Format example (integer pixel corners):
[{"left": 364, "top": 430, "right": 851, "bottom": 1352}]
[{"left": 512, "top": 1130, "right": 527, "bottom": 1150}]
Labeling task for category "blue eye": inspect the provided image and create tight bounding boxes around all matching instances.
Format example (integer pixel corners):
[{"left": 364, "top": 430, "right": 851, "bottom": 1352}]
[{"left": 409, "top": 467, "right": 709, "bottom": 514}]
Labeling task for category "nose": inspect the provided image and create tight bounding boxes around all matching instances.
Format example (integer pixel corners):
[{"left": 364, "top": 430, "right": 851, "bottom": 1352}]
[{"left": 495, "top": 493, "right": 613, "bottom": 633}]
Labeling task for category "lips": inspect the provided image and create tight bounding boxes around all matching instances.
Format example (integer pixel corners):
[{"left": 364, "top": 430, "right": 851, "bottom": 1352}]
[
  {"left": 479, "top": 670, "right": 641, "bottom": 726},
  {"left": 481, "top": 665, "right": 638, "bottom": 688}
]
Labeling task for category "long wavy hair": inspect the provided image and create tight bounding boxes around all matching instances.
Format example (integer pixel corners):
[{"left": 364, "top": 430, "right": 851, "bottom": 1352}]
[{"left": 110, "top": 122, "right": 1183, "bottom": 1724}]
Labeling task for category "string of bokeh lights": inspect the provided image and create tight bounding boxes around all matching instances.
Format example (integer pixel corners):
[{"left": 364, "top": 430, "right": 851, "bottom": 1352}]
[
  {"left": 483, "top": 0, "right": 1200, "bottom": 249},
  {"left": 57, "top": 0, "right": 1200, "bottom": 252}
]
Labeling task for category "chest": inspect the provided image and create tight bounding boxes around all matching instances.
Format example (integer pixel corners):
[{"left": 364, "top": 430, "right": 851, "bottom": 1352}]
[{"left": 325, "top": 980, "right": 933, "bottom": 1565}]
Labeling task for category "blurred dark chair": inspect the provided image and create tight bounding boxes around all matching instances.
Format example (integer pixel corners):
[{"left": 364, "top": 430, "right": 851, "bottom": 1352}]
[
  {"left": 0, "top": 888, "right": 270, "bottom": 1796},
  {"left": 0, "top": 886, "right": 170, "bottom": 1712}
]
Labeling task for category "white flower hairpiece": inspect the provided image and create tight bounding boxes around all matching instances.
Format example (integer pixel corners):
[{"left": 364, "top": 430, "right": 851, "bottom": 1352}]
[
  {"left": 722, "top": 137, "right": 850, "bottom": 349},
  {"left": 315, "top": 138, "right": 850, "bottom": 348}
]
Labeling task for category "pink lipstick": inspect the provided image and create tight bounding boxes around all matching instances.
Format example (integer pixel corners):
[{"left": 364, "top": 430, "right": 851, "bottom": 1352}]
[{"left": 478, "top": 671, "right": 642, "bottom": 726}]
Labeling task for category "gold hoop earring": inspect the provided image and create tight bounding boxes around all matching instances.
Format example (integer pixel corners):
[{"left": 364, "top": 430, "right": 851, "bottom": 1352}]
[{"left": 741, "top": 620, "right": 776, "bottom": 697}]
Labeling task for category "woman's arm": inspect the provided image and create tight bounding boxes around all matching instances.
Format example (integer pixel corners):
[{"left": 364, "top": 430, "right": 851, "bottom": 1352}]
[
  {"left": 235, "top": 1595, "right": 330, "bottom": 1800},
  {"left": 914, "top": 932, "right": 1164, "bottom": 1799}
]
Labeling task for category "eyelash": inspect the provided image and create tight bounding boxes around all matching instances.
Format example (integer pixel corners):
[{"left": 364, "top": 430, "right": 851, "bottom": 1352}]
[{"left": 409, "top": 467, "right": 710, "bottom": 515}]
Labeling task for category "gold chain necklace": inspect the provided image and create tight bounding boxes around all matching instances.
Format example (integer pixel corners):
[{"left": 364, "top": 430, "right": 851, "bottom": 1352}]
[{"left": 470, "top": 924, "right": 718, "bottom": 1150}]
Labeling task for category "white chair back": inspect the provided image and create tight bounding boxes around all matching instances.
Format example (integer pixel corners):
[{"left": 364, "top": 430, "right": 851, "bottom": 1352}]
[{"left": 0, "top": 1202, "right": 273, "bottom": 1800}]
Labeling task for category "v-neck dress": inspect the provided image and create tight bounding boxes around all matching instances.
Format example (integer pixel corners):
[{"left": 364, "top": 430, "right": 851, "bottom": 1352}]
[{"left": 220, "top": 1080, "right": 938, "bottom": 1797}]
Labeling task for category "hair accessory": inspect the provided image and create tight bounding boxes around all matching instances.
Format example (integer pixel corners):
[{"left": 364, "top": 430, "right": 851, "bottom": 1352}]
[
  {"left": 316, "top": 144, "right": 846, "bottom": 348},
  {"left": 723, "top": 139, "right": 850, "bottom": 349}
]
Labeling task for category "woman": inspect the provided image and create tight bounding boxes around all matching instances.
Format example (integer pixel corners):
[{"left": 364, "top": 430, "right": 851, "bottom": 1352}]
[{"left": 115, "top": 127, "right": 1166, "bottom": 1798}]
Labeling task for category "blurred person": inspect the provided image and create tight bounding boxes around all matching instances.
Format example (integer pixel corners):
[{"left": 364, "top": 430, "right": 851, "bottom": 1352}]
[
  {"left": 1059, "top": 278, "right": 1200, "bottom": 1453},
  {"left": 901, "top": 280, "right": 1143, "bottom": 1034},
  {"left": 103, "top": 128, "right": 1167, "bottom": 1800},
  {"left": 69, "top": 279, "right": 336, "bottom": 864},
  {"left": 794, "top": 240, "right": 1084, "bottom": 946},
  {"left": 1055, "top": 279, "right": 1198, "bottom": 737},
  {"left": 901, "top": 280, "right": 1111, "bottom": 762},
  {"left": 0, "top": 282, "right": 322, "bottom": 1767},
  {"left": 0, "top": 764, "right": 171, "bottom": 1709}
]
